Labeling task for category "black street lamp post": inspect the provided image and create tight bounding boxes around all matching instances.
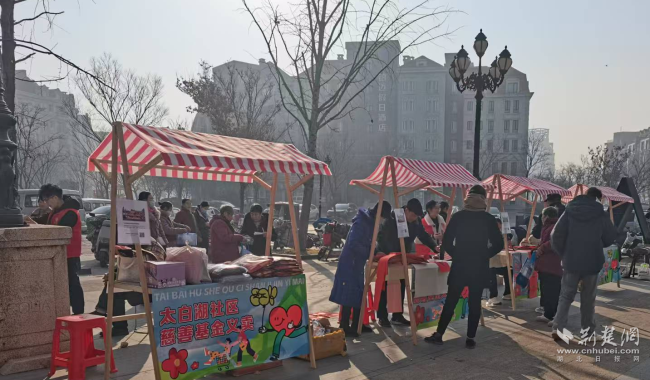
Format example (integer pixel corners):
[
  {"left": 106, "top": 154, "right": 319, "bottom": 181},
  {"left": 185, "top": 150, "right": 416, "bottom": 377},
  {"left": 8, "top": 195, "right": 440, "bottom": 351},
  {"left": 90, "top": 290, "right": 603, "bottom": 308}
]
[
  {"left": 449, "top": 29, "right": 512, "bottom": 179},
  {"left": 0, "top": 61, "right": 23, "bottom": 227},
  {"left": 318, "top": 154, "right": 332, "bottom": 218}
]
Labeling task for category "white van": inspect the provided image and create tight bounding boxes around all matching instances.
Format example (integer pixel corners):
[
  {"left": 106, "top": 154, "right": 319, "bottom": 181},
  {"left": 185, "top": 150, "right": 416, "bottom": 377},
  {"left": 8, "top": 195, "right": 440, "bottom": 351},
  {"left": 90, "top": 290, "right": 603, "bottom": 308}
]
[
  {"left": 82, "top": 198, "right": 110, "bottom": 213},
  {"left": 19, "top": 189, "right": 87, "bottom": 232}
]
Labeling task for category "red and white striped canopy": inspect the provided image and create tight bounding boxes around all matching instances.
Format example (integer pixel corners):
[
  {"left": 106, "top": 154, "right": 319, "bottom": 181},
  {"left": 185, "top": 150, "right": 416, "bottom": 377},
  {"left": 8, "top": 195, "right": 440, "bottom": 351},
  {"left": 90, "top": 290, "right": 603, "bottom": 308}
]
[
  {"left": 482, "top": 174, "right": 571, "bottom": 200},
  {"left": 562, "top": 184, "right": 634, "bottom": 204},
  {"left": 88, "top": 123, "right": 331, "bottom": 183},
  {"left": 350, "top": 156, "right": 489, "bottom": 189}
]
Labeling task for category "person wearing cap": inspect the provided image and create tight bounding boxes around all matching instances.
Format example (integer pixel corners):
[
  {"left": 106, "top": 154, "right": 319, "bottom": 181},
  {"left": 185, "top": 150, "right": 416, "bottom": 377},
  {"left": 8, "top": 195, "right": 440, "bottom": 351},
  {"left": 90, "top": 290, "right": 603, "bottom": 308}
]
[
  {"left": 330, "top": 201, "right": 393, "bottom": 337},
  {"left": 194, "top": 201, "right": 211, "bottom": 251},
  {"left": 375, "top": 198, "right": 438, "bottom": 327},
  {"left": 425, "top": 185, "right": 503, "bottom": 349},
  {"left": 159, "top": 201, "right": 191, "bottom": 247},
  {"left": 530, "top": 193, "right": 565, "bottom": 243},
  {"left": 240, "top": 204, "right": 276, "bottom": 256}
]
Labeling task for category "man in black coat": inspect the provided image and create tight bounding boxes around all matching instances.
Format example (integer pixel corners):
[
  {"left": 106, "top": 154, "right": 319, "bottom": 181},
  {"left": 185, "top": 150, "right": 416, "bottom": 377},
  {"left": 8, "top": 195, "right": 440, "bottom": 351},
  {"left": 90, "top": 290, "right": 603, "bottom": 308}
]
[
  {"left": 532, "top": 193, "right": 566, "bottom": 240},
  {"left": 425, "top": 185, "right": 504, "bottom": 349},
  {"left": 194, "top": 201, "right": 211, "bottom": 251},
  {"left": 550, "top": 187, "right": 617, "bottom": 341},
  {"left": 375, "top": 198, "right": 437, "bottom": 327}
]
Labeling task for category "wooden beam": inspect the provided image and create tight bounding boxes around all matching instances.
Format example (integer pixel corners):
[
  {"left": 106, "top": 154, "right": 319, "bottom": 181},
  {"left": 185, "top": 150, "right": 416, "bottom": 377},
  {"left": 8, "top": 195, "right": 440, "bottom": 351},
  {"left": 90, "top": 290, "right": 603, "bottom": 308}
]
[
  {"left": 389, "top": 157, "right": 418, "bottom": 346},
  {"left": 497, "top": 175, "right": 516, "bottom": 311},
  {"left": 518, "top": 195, "right": 534, "bottom": 205},
  {"left": 397, "top": 184, "right": 428, "bottom": 197},
  {"left": 486, "top": 175, "right": 499, "bottom": 208},
  {"left": 252, "top": 175, "right": 272, "bottom": 191},
  {"left": 612, "top": 201, "right": 628, "bottom": 209},
  {"left": 356, "top": 163, "right": 389, "bottom": 335},
  {"left": 91, "top": 158, "right": 111, "bottom": 181},
  {"left": 285, "top": 174, "right": 302, "bottom": 268},
  {"left": 265, "top": 174, "right": 279, "bottom": 257},
  {"left": 355, "top": 182, "right": 380, "bottom": 195},
  {"left": 290, "top": 174, "right": 314, "bottom": 192},
  {"left": 94, "top": 158, "right": 256, "bottom": 179},
  {"left": 445, "top": 187, "right": 457, "bottom": 225},
  {"left": 112, "top": 313, "right": 147, "bottom": 322},
  {"left": 427, "top": 187, "right": 451, "bottom": 201},
  {"left": 126, "top": 155, "right": 164, "bottom": 185},
  {"left": 609, "top": 200, "right": 615, "bottom": 223},
  {"left": 114, "top": 122, "right": 162, "bottom": 380}
]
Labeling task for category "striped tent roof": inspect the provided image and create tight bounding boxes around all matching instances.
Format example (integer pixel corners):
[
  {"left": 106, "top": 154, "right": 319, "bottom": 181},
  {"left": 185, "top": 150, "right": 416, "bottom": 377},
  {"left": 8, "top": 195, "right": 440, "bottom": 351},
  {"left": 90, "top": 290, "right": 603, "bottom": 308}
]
[
  {"left": 88, "top": 123, "right": 331, "bottom": 183},
  {"left": 482, "top": 174, "right": 571, "bottom": 200},
  {"left": 350, "top": 156, "right": 489, "bottom": 189},
  {"left": 562, "top": 184, "right": 634, "bottom": 204}
]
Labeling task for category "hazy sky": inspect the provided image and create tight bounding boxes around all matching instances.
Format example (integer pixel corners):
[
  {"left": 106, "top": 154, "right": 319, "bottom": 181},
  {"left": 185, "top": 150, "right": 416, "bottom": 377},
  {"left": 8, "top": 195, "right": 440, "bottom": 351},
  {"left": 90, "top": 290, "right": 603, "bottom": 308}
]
[{"left": 15, "top": 0, "right": 650, "bottom": 166}]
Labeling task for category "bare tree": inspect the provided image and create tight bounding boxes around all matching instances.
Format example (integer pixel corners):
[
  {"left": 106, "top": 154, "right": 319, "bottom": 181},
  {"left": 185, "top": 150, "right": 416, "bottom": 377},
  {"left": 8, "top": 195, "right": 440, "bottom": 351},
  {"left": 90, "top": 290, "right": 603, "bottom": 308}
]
[
  {"left": 14, "top": 103, "right": 63, "bottom": 188},
  {"left": 523, "top": 130, "right": 553, "bottom": 178},
  {"left": 243, "top": 0, "right": 454, "bottom": 250},
  {"left": 479, "top": 139, "right": 505, "bottom": 179},
  {"left": 317, "top": 131, "right": 356, "bottom": 205},
  {"left": 178, "top": 61, "right": 283, "bottom": 209},
  {"left": 585, "top": 145, "right": 629, "bottom": 188}
]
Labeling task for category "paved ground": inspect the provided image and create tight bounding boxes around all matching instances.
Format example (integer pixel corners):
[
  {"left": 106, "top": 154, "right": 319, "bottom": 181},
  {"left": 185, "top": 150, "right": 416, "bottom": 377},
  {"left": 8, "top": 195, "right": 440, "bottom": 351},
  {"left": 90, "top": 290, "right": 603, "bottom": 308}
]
[{"left": 6, "top": 246, "right": 650, "bottom": 380}]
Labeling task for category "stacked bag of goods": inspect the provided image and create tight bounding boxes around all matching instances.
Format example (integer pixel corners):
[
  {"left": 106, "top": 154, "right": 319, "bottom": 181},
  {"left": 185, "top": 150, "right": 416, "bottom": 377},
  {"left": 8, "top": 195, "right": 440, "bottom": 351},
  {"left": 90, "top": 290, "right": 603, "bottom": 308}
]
[
  {"left": 230, "top": 254, "right": 303, "bottom": 278},
  {"left": 207, "top": 263, "right": 251, "bottom": 283}
]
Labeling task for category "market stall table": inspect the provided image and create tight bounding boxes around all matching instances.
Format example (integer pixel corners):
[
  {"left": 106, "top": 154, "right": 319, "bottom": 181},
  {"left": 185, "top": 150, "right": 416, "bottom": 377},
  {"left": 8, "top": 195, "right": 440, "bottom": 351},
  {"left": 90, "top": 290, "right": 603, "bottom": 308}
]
[{"left": 88, "top": 122, "right": 331, "bottom": 379}]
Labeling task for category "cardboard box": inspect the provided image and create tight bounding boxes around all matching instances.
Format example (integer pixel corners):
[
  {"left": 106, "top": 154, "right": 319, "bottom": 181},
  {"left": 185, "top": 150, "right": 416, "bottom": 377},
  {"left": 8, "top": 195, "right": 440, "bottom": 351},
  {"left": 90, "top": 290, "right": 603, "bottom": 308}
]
[{"left": 145, "top": 261, "right": 186, "bottom": 288}]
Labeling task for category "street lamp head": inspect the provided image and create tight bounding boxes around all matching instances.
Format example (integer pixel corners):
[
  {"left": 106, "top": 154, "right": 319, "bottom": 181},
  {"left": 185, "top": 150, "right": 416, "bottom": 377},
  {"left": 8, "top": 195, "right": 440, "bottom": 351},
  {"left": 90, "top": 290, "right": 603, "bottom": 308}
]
[
  {"left": 498, "top": 46, "right": 513, "bottom": 73},
  {"left": 489, "top": 57, "right": 501, "bottom": 80},
  {"left": 473, "top": 29, "right": 488, "bottom": 58},
  {"left": 455, "top": 45, "right": 471, "bottom": 74},
  {"left": 449, "top": 59, "right": 462, "bottom": 82}
]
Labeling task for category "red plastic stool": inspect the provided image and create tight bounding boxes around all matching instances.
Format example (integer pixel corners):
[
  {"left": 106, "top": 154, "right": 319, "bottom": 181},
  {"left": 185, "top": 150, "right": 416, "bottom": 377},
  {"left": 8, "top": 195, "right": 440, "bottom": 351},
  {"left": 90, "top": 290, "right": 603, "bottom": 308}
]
[
  {"left": 49, "top": 314, "right": 117, "bottom": 380},
  {"left": 338, "top": 289, "right": 376, "bottom": 326}
]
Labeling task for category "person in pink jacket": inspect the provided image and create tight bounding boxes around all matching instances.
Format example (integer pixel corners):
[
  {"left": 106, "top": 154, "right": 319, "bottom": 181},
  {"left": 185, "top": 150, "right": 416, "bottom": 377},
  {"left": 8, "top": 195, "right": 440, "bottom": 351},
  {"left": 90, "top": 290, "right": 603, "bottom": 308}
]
[{"left": 209, "top": 205, "right": 244, "bottom": 263}]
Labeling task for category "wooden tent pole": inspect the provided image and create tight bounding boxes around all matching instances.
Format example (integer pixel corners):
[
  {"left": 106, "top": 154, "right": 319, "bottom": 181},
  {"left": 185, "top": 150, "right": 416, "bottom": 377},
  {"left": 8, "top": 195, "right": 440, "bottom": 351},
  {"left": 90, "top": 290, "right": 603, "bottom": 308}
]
[
  {"left": 486, "top": 175, "right": 498, "bottom": 209},
  {"left": 525, "top": 194, "right": 539, "bottom": 241},
  {"left": 355, "top": 182, "right": 380, "bottom": 195},
  {"left": 265, "top": 174, "right": 279, "bottom": 256},
  {"left": 115, "top": 122, "right": 162, "bottom": 380},
  {"left": 389, "top": 158, "right": 418, "bottom": 345},
  {"left": 497, "top": 175, "right": 516, "bottom": 311},
  {"left": 104, "top": 125, "right": 120, "bottom": 380},
  {"left": 285, "top": 174, "right": 302, "bottom": 268},
  {"left": 356, "top": 164, "right": 389, "bottom": 335},
  {"left": 445, "top": 187, "right": 457, "bottom": 225},
  {"left": 609, "top": 199, "right": 615, "bottom": 223}
]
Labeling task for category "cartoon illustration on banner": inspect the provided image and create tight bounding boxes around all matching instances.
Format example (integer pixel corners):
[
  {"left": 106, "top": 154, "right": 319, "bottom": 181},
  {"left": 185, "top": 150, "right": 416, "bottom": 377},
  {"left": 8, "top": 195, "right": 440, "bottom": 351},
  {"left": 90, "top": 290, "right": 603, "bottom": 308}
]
[
  {"left": 152, "top": 275, "right": 309, "bottom": 380},
  {"left": 413, "top": 288, "right": 469, "bottom": 330}
]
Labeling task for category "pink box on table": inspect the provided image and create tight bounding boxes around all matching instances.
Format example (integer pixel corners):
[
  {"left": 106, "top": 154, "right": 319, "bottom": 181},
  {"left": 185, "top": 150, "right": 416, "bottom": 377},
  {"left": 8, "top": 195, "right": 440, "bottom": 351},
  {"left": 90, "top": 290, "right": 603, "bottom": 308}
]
[{"left": 145, "top": 261, "right": 186, "bottom": 288}]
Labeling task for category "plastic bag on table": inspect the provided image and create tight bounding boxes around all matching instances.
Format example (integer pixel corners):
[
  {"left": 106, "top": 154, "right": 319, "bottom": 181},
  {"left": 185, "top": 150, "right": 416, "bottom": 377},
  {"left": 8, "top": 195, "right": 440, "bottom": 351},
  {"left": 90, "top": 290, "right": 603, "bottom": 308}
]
[
  {"left": 176, "top": 233, "right": 197, "bottom": 247},
  {"left": 166, "top": 246, "right": 211, "bottom": 284},
  {"left": 230, "top": 253, "right": 273, "bottom": 273},
  {"left": 217, "top": 273, "right": 252, "bottom": 283},
  {"left": 207, "top": 263, "right": 247, "bottom": 281}
]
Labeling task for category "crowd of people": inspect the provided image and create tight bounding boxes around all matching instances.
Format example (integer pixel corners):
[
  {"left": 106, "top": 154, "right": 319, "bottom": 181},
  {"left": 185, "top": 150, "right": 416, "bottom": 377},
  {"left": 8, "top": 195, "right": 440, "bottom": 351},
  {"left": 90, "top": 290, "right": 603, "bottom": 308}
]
[
  {"left": 25, "top": 185, "right": 277, "bottom": 336},
  {"left": 330, "top": 185, "right": 619, "bottom": 348}
]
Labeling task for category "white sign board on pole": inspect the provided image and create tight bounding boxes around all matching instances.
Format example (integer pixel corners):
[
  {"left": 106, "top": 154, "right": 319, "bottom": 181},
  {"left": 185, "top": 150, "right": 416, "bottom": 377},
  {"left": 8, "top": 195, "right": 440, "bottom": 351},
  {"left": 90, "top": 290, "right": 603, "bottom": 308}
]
[
  {"left": 394, "top": 208, "right": 410, "bottom": 238},
  {"left": 116, "top": 198, "right": 151, "bottom": 245},
  {"left": 500, "top": 212, "right": 511, "bottom": 234}
]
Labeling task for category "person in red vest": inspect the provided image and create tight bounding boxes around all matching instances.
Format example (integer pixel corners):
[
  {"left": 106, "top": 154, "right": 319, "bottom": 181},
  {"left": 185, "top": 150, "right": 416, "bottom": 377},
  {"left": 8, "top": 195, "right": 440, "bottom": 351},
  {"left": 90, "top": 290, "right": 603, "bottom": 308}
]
[{"left": 40, "top": 184, "right": 85, "bottom": 315}]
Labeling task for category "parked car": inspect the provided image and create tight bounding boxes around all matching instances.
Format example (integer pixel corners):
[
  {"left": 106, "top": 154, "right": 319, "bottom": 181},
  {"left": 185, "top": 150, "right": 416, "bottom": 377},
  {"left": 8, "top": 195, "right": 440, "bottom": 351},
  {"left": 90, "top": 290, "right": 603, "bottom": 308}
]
[
  {"left": 264, "top": 202, "right": 300, "bottom": 221},
  {"left": 298, "top": 204, "right": 319, "bottom": 221},
  {"left": 19, "top": 189, "right": 86, "bottom": 232},
  {"left": 86, "top": 205, "right": 112, "bottom": 267},
  {"left": 327, "top": 203, "right": 358, "bottom": 221},
  {"left": 82, "top": 198, "right": 110, "bottom": 213},
  {"left": 489, "top": 206, "right": 501, "bottom": 218}
]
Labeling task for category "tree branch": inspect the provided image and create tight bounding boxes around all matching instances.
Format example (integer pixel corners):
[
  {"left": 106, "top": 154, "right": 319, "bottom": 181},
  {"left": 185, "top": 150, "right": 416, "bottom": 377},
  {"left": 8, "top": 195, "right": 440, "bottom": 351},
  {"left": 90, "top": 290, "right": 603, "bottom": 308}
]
[{"left": 14, "top": 10, "right": 63, "bottom": 25}]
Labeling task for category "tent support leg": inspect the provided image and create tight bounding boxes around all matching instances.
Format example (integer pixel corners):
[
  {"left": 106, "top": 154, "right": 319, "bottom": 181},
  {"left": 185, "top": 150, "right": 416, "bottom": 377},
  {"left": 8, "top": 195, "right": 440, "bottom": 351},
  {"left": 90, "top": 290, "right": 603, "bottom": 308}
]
[
  {"left": 265, "top": 174, "right": 279, "bottom": 257},
  {"left": 285, "top": 174, "right": 302, "bottom": 267}
]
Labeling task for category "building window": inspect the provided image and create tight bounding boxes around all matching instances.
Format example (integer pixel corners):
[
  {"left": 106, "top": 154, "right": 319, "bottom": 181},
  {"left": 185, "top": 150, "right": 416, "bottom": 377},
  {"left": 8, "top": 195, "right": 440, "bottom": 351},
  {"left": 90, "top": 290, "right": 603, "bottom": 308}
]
[
  {"left": 487, "top": 139, "right": 493, "bottom": 152},
  {"left": 513, "top": 100, "right": 519, "bottom": 113},
  {"left": 467, "top": 101, "right": 473, "bottom": 111},
  {"left": 378, "top": 104, "right": 385, "bottom": 111},
  {"left": 401, "top": 120, "right": 415, "bottom": 132},
  {"left": 451, "top": 140, "right": 457, "bottom": 152},
  {"left": 427, "top": 99, "right": 438, "bottom": 112},
  {"left": 504, "top": 120, "right": 510, "bottom": 133},
  {"left": 503, "top": 139, "right": 510, "bottom": 152},
  {"left": 467, "top": 121, "right": 473, "bottom": 131},
  {"left": 513, "top": 119, "right": 519, "bottom": 133},
  {"left": 402, "top": 100, "right": 414, "bottom": 112},
  {"left": 501, "top": 162, "right": 508, "bottom": 173},
  {"left": 510, "top": 162, "right": 518, "bottom": 175},
  {"left": 512, "top": 139, "right": 519, "bottom": 152},
  {"left": 451, "top": 121, "right": 457, "bottom": 133},
  {"left": 401, "top": 81, "right": 415, "bottom": 92},
  {"left": 426, "top": 80, "right": 439, "bottom": 93},
  {"left": 452, "top": 101, "right": 458, "bottom": 113},
  {"left": 425, "top": 119, "right": 437, "bottom": 133},
  {"left": 424, "top": 139, "right": 433, "bottom": 152},
  {"left": 466, "top": 140, "right": 472, "bottom": 149},
  {"left": 379, "top": 124, "right": 387, "bottom": 132},
  {"left": 507, "top": 82, "right": 520, "bottom": 93},
  {"left": 505, "top": 100, "right": 511, "bottom": 113},
  {"left": 492, "top": 162, "right": 499, "bottom": 173},
  {"left": 488, "top": 120, "right": 494, "bottom": 133},
  {"left": 488, "top": 100, "right": 494, "bottom": 113}
]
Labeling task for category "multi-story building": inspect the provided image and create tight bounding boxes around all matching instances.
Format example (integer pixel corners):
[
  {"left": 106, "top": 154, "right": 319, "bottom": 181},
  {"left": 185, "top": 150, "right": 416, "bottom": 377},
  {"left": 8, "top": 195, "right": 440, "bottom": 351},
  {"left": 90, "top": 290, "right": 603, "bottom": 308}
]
[{"left": 529, "top": 128, "right": 555, "bottom": 176}]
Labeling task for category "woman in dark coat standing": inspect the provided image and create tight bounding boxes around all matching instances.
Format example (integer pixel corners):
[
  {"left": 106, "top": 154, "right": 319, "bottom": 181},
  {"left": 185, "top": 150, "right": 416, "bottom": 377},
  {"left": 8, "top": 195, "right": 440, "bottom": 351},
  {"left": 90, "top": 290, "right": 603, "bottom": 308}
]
[{"left": 329, "top": 201, "right": 392, "bottom": 337}]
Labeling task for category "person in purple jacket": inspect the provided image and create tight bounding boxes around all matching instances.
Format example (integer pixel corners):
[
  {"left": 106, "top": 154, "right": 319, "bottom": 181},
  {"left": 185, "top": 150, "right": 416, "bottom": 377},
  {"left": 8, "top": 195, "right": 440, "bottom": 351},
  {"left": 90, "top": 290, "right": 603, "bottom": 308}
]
[
  {"left": 534, "top": 207, "right": 562, "bottom": 324},
  {"left": 329, "top": 201, "right": 392, "bottom": 337}
]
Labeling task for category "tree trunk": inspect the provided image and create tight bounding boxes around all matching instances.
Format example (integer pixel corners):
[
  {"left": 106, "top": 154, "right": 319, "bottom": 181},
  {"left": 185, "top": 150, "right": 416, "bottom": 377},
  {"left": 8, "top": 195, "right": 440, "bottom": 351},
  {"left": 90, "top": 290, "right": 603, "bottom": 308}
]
[{"left": 298, "top": 121, "right": 319, "bottom": 253}]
